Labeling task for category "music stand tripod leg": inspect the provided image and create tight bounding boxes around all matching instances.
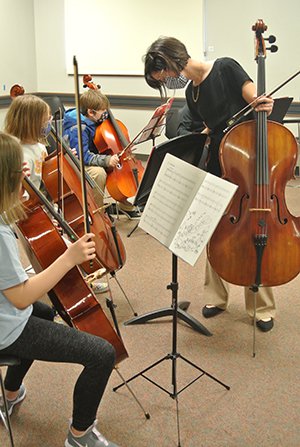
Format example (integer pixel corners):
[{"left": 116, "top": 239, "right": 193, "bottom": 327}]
[
  {"left": 114, "top": 367, "right": 150, "bottom": 419},
  {"left": 127, "top": 221, "right": 139, "bottom": 238},
  {"left": 105, "top": 293, "right": 150, "bottom": 419},
  {"left": 115, "top": 254, "right": 229, "bottom": 447},
  {"left": 124, "top": 307, "right": 211, "bottom": 336},
  {"left": 176, "top": 308, "right": 212, "bottom": 336},
  {"left": 110, "top": 271, "right": 138, "bottom": 316}
]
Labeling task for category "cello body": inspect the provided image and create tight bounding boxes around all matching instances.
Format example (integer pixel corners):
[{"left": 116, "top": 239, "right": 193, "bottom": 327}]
[
  {"left": 42, "top": 152, "right": 85, "bottom": 231},
  {"left": 42, "top": 136, "right": 126, "bottom": 273},
  {"left": 94, "top": 116, "right": 144, "bottom": 202},
  {"left": 207, "top": 120, "right": 300, "bottom": 286},
  {"left": 207, "top": 19, "right": 300, "bottom": 288},
  {"left": 83, "top": 75, "right": 145, "bottom": 202},
  {"left": 16, "top": 194, "right": 128, "bottom": 364}
]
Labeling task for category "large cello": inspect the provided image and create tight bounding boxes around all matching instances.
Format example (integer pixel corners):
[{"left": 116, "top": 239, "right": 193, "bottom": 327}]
[
  {"left": 16, "top": 174, "right": 128, "bottom": 363},
  {"left": 207, "top": 19, "right": 300, "bottom": 287},
  {"left": 83, "top": 75, "right": 145, "bottom": 202}
]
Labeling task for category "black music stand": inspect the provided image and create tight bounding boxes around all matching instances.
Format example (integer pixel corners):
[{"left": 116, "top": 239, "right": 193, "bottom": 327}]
[
  {"left": 124, "top": 134, "right": 212, "bottom": 336},
  {"left": 133, "top": 98, "right": 174, "bottom": 147},
  {"left": 268, "top": 96, "right": 293, "bottom": 123},
  {"left": 115, "top": 147, "right": 231, "bottom": 446},
  {"left": 126, "top": 99, "right": 174, "bottom": 237}
]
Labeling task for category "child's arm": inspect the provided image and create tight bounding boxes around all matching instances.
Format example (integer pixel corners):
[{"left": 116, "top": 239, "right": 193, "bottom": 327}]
[
  {"left": 3, "top": 233, "right": 96, "bottom": 310},
  {"left": 66, "top": 124, "right": 114, "bottom": 168}
]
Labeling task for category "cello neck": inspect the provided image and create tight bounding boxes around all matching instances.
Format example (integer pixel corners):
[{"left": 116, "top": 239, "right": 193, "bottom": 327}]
[
  {"left": 107, "top": 108, "right": 129, "bottom": 148},
  {"left": 254, "top": 20, "right": 269, "bottom": 186}
]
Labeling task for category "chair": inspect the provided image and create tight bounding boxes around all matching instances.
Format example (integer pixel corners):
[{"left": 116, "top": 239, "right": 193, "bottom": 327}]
[
  {"left": 165, "top": 107, "right": 181, "bottom": 139},
  {"left": 165, "top": 103, "right": 204, "bottom": 139},
  {"left": 42, "top": 95, "right": 65, "bottom": 118},
  {"left": 0, "top": 356, "right": 21, "bottom": 447},
  {"left": 41, "top": 96, "right": 66, "bottom": 154}
]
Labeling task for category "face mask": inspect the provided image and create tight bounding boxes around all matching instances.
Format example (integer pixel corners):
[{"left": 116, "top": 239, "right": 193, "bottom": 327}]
[
  {"left": 164, "top": 74, "right": 189, "bottom": 90},
  {"left": 96, "top": 110, "right": 109, "bottom": 125},
  {"left": 41, "top": 121, "right": 52, "bottom": 138}
]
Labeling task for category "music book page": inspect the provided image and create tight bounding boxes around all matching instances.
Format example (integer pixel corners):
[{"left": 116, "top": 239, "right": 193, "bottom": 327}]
[
  {"left": 139, "top": 153, "right": 238, "bottom": 266},
  {"left": 134, "top": 98, "right": 174, "bottom": 144}
]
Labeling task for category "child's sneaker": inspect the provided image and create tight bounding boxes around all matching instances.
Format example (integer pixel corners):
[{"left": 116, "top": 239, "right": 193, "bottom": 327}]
[
  {"left": 65, "top": 420, "right": 120, "bottom": 447},
  {"left": 92, "top": 282, "right": 109, "bottom": 294},
  {"left": 119, "top": 209, "right": 141, "bottom": 220},
  {"left": 0, "top": 383, "right": 26, "bottom": 417}
]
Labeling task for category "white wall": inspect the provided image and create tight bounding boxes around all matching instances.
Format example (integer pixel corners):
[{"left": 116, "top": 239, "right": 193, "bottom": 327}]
[
  {"left": 0, "top": 0, "right": 37, "bottom": 131},
  {"left": 33, "top": 0, "right": 198, "bottom": 97},
  {"left": 1, "top": 0, "right": 299, "bottom": 152},
  {"left": 0, "top": 0, "right": 37, "bottom": 95},
  {"left": 64, "top": 0, "right": 204, "bottom": 75},
  {"left": 204, "top": 0, "right": 300, "bottom": 100},
  {"left": 32, "top": 0, "right": 186, "bottom": 153}
]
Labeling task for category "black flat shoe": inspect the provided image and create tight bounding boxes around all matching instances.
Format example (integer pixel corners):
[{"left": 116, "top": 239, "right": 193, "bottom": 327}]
[
  {"left": 202, "top": 305, "right": 225, "bottom": 318},
  {"left": 256, "top": 318, "right": 274, "bottom": 332}
]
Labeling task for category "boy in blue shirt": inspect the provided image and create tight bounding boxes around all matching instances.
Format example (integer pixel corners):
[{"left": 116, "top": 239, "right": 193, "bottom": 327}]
[{"left": 63, "top": 89, "right": 140, "bottom": 219}]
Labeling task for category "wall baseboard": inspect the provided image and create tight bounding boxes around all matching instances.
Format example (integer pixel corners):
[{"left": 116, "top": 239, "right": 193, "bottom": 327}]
[{"left": 0, "top": 93, "right": 186, "bottom": 110}]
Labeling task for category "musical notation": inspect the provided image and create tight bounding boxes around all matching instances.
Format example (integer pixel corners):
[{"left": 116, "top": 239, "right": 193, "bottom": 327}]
[{"left": 139, "top": 154, "right": 237, "bottom": 266}]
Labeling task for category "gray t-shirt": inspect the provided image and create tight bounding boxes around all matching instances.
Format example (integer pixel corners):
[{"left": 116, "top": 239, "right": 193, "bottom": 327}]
[{"left": 0, "top": 220, "right": 32, "bottom": 350}]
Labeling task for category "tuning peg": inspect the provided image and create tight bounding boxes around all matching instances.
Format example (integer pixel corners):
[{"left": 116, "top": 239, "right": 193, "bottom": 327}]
[
  {"left": 265, "top": 35, "right": 276, "bottom": 43},
  {"left": 266, "top": 44, "right": 278, "bottom": 53}
]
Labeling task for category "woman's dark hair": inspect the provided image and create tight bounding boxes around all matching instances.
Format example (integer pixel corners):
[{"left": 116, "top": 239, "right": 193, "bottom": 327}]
[{"left": 143, "top": 37, "right": 190, "bottom": 97}]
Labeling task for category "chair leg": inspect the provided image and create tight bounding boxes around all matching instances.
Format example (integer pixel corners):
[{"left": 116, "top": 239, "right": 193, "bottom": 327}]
[{"left": 0, "top": 369, "right": 15, "bottom": 447}]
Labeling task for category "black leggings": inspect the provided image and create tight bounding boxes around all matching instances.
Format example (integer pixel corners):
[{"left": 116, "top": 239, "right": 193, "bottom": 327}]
[{"left": 1, "top": 301, "right": 116, "bottom": 431}]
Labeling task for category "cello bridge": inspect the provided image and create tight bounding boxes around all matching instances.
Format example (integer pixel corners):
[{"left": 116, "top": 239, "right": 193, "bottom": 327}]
[{"left": 249, "top": 208, "right": 271, "bottom": 212}]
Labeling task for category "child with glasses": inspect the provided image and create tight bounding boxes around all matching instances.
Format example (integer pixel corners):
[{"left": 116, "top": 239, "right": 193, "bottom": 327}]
[{"left": 63, "top": 89, "right": 141, "bottom": 219}]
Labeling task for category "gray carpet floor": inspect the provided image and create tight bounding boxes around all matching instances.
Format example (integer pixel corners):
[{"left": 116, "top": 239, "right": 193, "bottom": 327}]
[{"left": 1, "top": 178, "right": 299, "bottom": 447}]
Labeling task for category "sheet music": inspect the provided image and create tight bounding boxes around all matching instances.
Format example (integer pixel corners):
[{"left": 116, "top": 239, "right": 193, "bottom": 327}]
[
  {"left": 134, "top": 98, "right": 174, "bottom": 144},
  {"left": 139, "top": 153, "right": 238, "bottom": 266},
  {"left": 169, "top": 174, "right": 237, "bottom": 265},
  {"left": 139, "top": 154, "right": 203, "bottom": 246}
]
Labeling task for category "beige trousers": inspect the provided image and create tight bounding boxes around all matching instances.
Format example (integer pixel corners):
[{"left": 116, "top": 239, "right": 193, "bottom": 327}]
[
  {"left": 204, "top": 259, "right": 276, "bottom": 320},
  {"left": 85, "top": 165, "right": 135, "bottom": 211}
]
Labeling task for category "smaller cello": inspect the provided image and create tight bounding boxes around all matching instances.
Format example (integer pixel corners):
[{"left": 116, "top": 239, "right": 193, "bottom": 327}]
[
  {"left": 42, "top": 124, "right": 126, "bottom": 273},
  {"left": 83, "top": 75, "right": 145, "bottom": 202}
]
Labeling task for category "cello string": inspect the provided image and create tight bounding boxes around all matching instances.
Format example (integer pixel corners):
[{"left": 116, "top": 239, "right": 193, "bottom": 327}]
[
  {"left": 51, "top": 125, "right": 107, "bottom": 202},
  {"left": 23, "top": 175, "right": 78, "bottom": 242},
  {"left": 257, "top": 111, "right": 262, "bottom": 237},
  {"left": 224, "top": 69, "right": 300, "bottom": 133}
]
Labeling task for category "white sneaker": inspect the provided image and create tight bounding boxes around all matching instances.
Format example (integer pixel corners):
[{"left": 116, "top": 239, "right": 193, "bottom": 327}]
[
  {"left": 92, "top": 282, "right": 109, "bottom": 294},
  {"left": 65, "top": 420, "right": 119, "bottom": 447},
  {"left": 0, "top": 383, "right": 26, "bottom": 425}
]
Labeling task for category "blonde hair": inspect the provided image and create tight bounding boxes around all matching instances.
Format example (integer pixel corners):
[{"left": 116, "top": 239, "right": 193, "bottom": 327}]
[
  {"left": 80, "top": 89, "right": 110, "bottom": 116},
  {"left": 4, "top": 94, "right": 50, "bottom": 144},
  {"left": 0, "top": 132, "right": 26, "bottom": 224}
]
